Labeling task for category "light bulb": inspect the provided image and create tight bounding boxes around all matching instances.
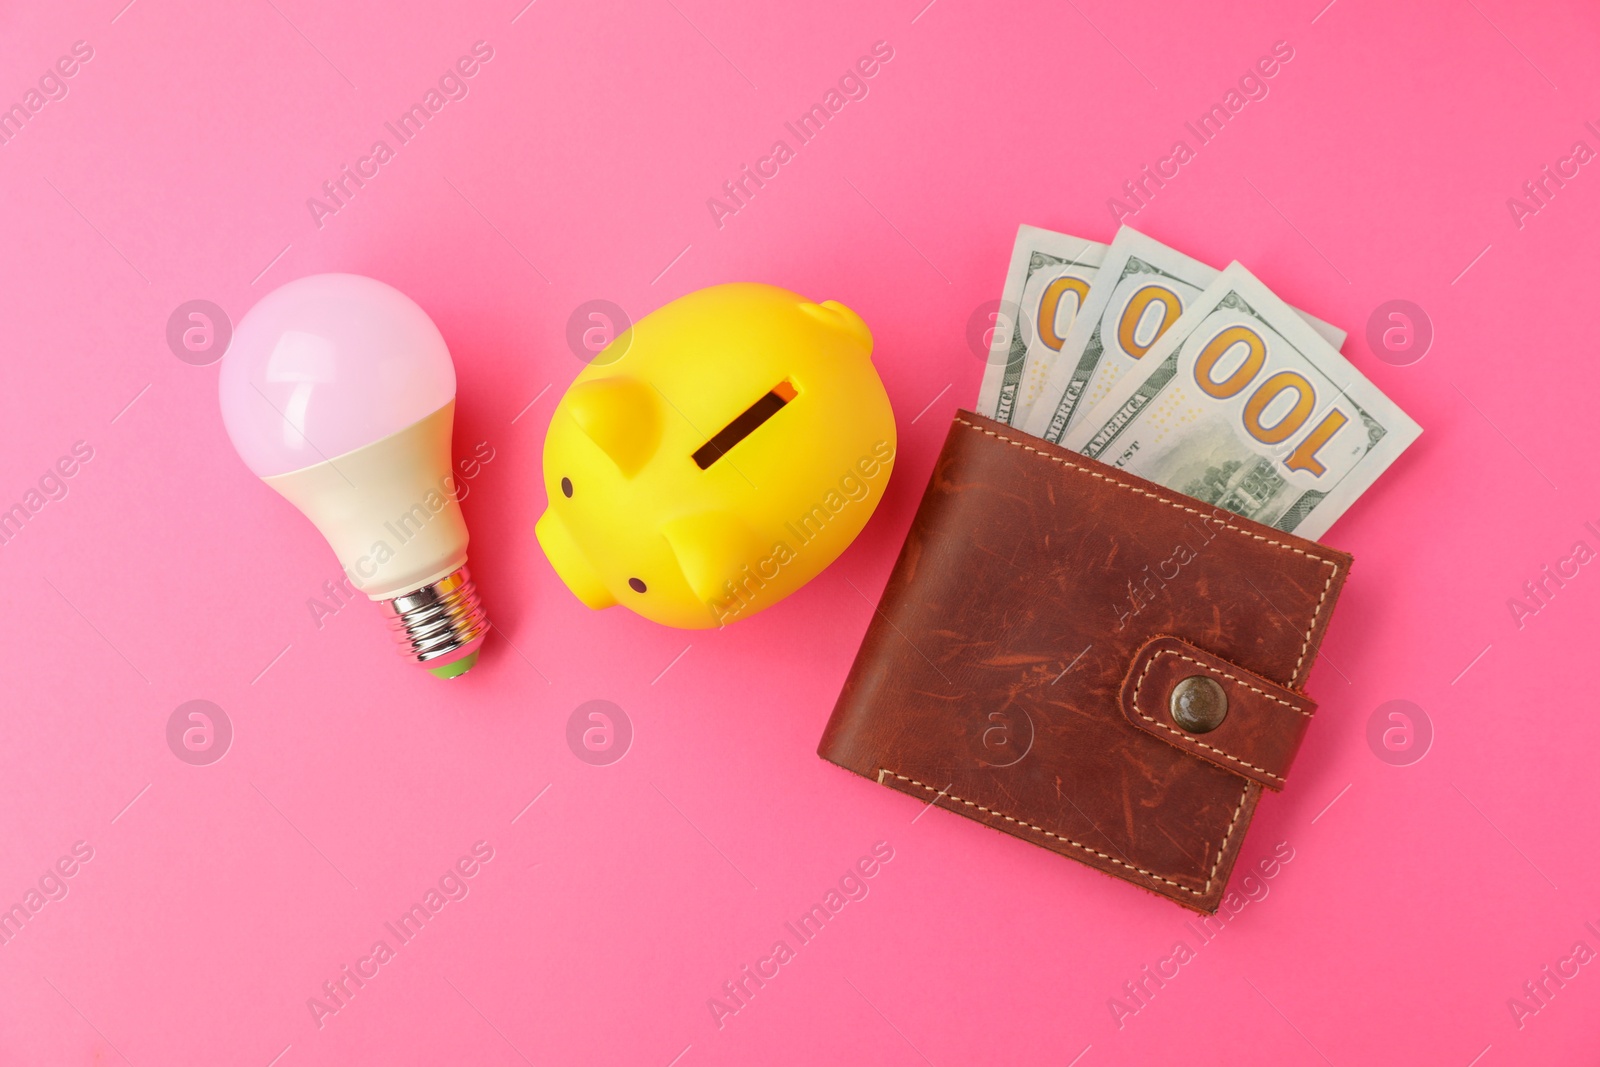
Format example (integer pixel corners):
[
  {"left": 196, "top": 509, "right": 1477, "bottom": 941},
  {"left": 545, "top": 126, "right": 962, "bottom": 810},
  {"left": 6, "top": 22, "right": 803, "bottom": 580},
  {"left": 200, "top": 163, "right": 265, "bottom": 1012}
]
[{"left": 219, "top": 273, "right": 490, "bottom": 678}]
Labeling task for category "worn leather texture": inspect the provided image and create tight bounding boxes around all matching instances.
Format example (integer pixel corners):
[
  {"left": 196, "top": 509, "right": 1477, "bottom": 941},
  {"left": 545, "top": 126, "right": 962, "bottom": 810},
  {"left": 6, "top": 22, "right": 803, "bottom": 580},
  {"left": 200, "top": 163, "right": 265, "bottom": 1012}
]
[{"left": 818, "top": 411, "right": 1352, "bottom": 912}]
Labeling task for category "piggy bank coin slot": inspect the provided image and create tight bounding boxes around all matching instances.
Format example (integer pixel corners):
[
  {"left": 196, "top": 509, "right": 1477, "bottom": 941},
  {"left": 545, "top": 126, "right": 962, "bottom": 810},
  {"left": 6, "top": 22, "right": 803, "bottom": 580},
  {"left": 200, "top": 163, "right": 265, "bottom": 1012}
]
[{"left": 692, "top": 379, "right": 798, "bottom": 470}]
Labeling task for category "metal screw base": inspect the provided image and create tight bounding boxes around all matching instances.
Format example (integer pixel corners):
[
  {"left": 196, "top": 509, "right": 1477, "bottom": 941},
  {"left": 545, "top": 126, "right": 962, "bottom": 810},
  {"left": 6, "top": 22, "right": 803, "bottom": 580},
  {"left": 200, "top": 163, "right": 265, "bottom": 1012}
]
[{"left": 379, "top": 565, "right": 489, "bottom": 676}]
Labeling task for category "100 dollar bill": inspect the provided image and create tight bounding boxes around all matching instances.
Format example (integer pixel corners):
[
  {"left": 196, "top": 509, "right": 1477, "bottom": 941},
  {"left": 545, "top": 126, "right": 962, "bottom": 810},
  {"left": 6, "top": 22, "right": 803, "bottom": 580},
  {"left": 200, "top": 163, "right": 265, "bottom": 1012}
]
[
  {"left": 976, "top": 225, "right": 1106, "bottom": 426},
  {"left": 1025, "top": 227, "right": 1346, "bottom": 445},
  {"left": 1062, "top": 261, "right": 1420, "bottom": 540}
]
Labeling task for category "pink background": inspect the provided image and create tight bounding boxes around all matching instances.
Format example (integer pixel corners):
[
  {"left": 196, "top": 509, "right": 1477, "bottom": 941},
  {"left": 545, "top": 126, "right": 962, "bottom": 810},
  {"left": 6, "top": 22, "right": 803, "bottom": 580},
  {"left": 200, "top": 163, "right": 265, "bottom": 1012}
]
[{"left": 2, "top": 0, "right": 1598, "bottom": 1063}]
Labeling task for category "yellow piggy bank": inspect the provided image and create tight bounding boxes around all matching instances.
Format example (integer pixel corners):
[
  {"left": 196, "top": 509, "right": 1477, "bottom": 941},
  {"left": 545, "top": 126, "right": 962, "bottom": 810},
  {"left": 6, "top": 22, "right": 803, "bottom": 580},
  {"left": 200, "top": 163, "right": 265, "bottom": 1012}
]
[{"left": 536, "top": 283, "right": 897, "bottom": 628}]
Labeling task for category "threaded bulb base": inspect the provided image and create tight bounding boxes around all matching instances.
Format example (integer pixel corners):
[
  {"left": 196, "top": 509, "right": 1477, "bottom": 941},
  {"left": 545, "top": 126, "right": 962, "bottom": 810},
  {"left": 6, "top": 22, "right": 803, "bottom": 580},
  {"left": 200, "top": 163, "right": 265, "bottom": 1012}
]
[{"left": 379, "top": 565, "right": 489, "bottom": 678}]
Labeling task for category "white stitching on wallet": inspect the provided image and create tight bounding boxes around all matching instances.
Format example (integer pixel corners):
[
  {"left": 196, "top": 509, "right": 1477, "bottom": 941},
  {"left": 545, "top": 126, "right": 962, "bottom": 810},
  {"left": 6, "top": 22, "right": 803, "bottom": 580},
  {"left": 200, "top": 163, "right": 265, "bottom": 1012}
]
[
  {"left": 953, "top": 418, "right": 1340, "bottom": 686},
  {"left": 1129, "top": 649, "right": 1314, "bottom": 784},
  {"left": 881, "top": 771, "right": 1249, "bottom": 898},
  {"left": 1156, "top": 651, "right": 1311, "bottom": 715}
]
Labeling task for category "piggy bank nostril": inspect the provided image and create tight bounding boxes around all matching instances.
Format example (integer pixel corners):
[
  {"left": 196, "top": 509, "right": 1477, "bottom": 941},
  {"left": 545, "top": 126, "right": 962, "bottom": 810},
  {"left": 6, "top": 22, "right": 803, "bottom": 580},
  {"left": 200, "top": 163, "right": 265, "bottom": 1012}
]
[
  {"left": 561, "top": 476, "right": 573, "bottom": 498},
  {"left": 628, "top": 578, "right": 647, "bottom": 593}
]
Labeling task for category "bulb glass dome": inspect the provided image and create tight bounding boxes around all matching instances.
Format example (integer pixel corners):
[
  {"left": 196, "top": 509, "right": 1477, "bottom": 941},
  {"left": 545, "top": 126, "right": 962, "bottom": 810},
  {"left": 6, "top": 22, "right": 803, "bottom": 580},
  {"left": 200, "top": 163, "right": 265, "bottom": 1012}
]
[{"left": 219, "top": 273, "right": 456, "bottom": 477}]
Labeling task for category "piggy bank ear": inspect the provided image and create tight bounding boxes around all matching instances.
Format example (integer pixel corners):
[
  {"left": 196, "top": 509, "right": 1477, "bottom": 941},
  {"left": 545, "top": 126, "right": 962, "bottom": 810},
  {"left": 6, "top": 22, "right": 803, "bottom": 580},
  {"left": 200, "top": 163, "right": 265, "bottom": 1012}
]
[
  {"left": 799, "top": 299, "right": 873, "bottom": 355},
  {"left": 660, "top": 511, "right": 760, "bottom": 602},
  {"left": 565, "top": 376, "right": 661, "bottom": 476}
]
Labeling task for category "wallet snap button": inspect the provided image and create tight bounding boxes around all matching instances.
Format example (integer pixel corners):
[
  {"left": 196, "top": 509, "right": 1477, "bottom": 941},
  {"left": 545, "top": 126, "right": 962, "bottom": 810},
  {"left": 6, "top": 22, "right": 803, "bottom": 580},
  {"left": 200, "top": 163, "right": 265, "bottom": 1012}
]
[{"left": 1170, "top": 675, "right": 1227, "bottom": 733}]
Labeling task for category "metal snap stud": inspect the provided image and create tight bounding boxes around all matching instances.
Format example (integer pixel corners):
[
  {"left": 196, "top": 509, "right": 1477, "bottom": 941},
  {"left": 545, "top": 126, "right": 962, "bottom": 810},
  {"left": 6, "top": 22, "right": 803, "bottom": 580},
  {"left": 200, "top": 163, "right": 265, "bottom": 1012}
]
[{"left": 1170, "top": 675, "right": 1227, "bottom": 733}]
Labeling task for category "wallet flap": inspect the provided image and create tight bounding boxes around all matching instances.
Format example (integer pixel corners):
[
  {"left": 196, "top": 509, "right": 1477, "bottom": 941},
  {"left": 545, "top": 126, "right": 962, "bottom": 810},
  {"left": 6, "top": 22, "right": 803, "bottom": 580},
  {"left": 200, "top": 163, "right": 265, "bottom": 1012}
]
[{"left": 1119, "top": 636, "right": 1315, "bottom": 791}]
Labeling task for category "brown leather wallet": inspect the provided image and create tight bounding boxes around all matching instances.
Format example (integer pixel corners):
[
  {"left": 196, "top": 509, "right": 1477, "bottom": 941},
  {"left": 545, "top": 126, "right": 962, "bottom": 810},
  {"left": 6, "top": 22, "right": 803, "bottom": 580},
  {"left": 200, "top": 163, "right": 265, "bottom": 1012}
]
[{"left": 818, "top": 411, "right": 1351, "bottom": 912}]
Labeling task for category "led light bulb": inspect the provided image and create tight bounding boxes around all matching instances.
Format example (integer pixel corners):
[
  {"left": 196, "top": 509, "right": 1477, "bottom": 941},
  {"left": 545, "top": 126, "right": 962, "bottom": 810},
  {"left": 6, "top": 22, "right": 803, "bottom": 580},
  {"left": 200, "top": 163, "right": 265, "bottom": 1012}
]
[{"left": 219, "top": 273, "right": 490, "bottom": 678}]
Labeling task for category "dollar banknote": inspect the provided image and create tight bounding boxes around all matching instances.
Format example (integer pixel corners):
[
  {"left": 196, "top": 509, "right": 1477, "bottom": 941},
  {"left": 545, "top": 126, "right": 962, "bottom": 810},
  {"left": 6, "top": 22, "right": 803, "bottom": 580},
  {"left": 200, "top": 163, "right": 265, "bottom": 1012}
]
[
  {"left": 1061, "top": 261, "right": 1420, "bottom": 540},
  {"left": 1023, "top": 227, "right": 1346, "bottom": 445},
  {"left": 975, "top": 225, "right": 1106, "bottom": 426}
]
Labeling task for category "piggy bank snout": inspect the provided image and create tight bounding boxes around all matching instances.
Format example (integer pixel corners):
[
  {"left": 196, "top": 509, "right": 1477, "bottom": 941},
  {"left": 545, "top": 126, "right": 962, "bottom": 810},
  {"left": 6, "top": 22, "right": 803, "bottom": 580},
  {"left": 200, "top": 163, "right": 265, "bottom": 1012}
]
[{"left": 535, "top": 510, "right": 616, "bottom": 610}]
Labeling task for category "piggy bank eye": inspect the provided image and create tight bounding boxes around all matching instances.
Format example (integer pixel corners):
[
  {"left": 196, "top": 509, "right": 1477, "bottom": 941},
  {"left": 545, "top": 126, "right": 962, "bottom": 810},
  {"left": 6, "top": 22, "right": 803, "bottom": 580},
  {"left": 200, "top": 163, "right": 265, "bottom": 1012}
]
[
  {"left": 560, "top": 477, "right": 573, "bottom": 498},
  {"left": 628, "top": 578, "right": 647, "bottom": 593}
]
